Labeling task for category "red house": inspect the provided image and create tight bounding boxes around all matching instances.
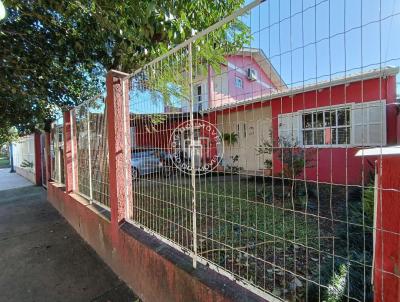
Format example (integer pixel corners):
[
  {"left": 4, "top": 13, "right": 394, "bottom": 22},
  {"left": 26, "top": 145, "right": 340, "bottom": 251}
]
[{"left": 131, "top": 50, "right": 399, "bottom": 185}]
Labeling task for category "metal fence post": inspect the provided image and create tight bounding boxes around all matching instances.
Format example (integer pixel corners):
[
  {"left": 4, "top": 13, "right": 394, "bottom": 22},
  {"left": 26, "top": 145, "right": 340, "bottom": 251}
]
[
  {"left": 56, "top": 127, "right": 62, "bottom": 183},
  {"left": 87, "top": 109, "right": 93, "bottom": 201},
  {"left": 70, "top": 110, "right": 76, "bottom": 192},
  {"left": 188, "top": 42, "right": 198, "bottom": 269}
]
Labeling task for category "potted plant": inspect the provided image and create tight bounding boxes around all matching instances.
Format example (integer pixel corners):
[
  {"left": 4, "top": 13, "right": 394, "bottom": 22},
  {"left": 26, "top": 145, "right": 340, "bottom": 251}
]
[
  {"left": 222, "top": 132, "right": 238, "bottom": 145},
  {"left": 262, "top": 159, "right": 273, "bottom": 176},
  {"left": 256, "top": 130, "right": 273, "bottom": 177}
]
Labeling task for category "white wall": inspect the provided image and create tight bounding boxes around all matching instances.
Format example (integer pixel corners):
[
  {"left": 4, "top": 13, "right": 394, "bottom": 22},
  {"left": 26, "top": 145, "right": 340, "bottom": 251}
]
[{"left": 12, "top": 134, "right": 36, "bottom": 183}]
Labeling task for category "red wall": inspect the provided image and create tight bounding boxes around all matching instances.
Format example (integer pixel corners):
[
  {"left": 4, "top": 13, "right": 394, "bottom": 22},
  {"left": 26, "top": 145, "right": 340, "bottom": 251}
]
[
  {"left": 269, "top": 76, "right": 397, "bottom": 185},
  {"left": 374, "top": 156, "right": 400, "bottom": 302},
  {"left": 132, "top": 113, "right": 219, "bottom": 158},
  {"left": 132, "top": 76, "right": 397, "bottom": 185},
  {"left": 47, "top": 182, "right": 265, "bottom": 302}
]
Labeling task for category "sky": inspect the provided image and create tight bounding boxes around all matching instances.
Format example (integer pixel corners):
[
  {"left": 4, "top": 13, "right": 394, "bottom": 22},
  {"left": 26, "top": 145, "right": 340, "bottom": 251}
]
[
  {"left": 243, "top": 0, "right": 400, "bottom": 87},
  {"left": 130, "top": 0, "right": 400, "bottom": 113}
]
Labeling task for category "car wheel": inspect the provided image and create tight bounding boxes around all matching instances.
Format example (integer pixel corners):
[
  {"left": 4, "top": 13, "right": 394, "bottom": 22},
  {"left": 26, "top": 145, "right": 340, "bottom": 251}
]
[{"left": 132, "top": 168, "right": 139, "bottom": 180}]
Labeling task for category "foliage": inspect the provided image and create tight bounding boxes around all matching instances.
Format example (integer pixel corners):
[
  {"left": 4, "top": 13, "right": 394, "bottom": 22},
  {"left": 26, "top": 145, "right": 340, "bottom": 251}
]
[
  {"left": 256, "top": 130, "right": 273, "bottom": 169},
  {"left": 223, "top": 132, "right": 239, "bottom": 145},
  {"left": 257, "top": 132, "right": 315, "bottom": 207},
  {"left": 226, "top": 154, "right": 242, "bottom": 173},
  {"left": 326, "top": 264, "right": 348, "bottom": 302},
  {"left": 277, "top": 137, "right": 316, "bottom": 181},
  {"left": 20, "top": 159, "right": 33, "bottom": 169},
  {"left": 0, "top": 156, "right": 10, "bottom": 168},
  {"left": 0, "top": 125, "right": 19, "bottom": 145},
  {"left": 133, "top": 17, "right": 250, "bottom": 107},
  {"left": 0, "top": 0, "right": 245, "bottom": 135},
  {"left": 308, "top": 185, "right": 374, "bottom": 302}
]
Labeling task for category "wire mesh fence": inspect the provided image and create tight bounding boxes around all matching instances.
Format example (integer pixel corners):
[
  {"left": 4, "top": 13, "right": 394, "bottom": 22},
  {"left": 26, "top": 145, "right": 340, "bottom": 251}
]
[
  {"left": 124, "top": 0, "right": 399, "bottom": 300},
  {"left": 50, "top": 122, "right": 64, "bottom": 184},
  {"left": 127, "top": 44, "right": 195, "bottom": 253},
  {"left": 72, "top": 97, "right": 110, "bottom": 208}
]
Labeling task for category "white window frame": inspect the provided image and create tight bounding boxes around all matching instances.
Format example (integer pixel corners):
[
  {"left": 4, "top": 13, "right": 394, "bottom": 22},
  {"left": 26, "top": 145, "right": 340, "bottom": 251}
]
[
  {"left": 247, "top": 68, "right": 258, "bottom": 81},
  {"left": 278, "top": 100, "right": 387, "bottom": 148},
  {"left": 235, "top": 76, "right": 243, "bottom": 89},
  {"left": 193, "top": 82, "right": 208, "bottom": 111},
  {"left": 194, "top": 84, "right": 202, "bottom": 103},
  {"left": 301, "top": 105, "right": 351, "bottom": 147}
]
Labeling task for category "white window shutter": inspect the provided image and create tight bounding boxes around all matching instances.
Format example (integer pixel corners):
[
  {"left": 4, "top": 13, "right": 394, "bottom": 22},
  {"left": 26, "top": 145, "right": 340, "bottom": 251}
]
[
  {"left": 351, "top": 100, "right": 386, "bottom": 146},
  {"left": 368, "top": 100, "right": 386, "bottom": 146},
  {"left": 278, "top": 112, "right": 300, "bottom": 146},
  {"left": 351, "top": 102, "right": 367, "bottom": 146}
]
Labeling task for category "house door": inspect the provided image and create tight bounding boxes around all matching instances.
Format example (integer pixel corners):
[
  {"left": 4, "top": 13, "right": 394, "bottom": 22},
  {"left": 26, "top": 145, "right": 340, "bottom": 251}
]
[{"left": 177, "top": 128, "right": 202, "bottom": 168}]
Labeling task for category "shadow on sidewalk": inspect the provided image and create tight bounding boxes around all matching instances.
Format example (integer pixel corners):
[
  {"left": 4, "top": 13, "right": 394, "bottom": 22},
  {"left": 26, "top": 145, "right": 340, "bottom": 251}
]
[{"left": 0, "top": 186, "right": 140, "bottom": 302}]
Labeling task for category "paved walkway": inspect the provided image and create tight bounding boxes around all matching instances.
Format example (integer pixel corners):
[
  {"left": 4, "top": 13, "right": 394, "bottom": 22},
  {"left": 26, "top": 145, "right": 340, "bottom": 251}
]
[
  {"left": 0, "top": 168, "right": 33, "bottom": 190},
  {"left": 0, "top": 174, "right": 139, "bottom": 301}
]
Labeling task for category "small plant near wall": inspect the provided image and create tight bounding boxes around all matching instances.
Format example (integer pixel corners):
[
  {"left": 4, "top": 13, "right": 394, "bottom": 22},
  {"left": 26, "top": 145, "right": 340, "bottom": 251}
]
[
  {"left": 256, "top": 130, "right": 273, "bottom": 176},
  {"left": 257, "top": 130, "right": 316, "bottom": 204},
  {"left": 222, "top": 132, "right": 238, "bottom": 145},
  {"left": 21, "top": 159, "right": 34, "bottom": 171},
  {"left": 278, "top": 136, "right": 316, "bottom": 201},
  {"left": 226, "top": 154, "right": 242, "bottom": 173}
]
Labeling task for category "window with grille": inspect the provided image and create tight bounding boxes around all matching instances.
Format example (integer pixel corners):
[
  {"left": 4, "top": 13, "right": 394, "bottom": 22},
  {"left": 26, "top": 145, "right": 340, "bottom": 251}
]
[
  {"left": 278, "top": 100, "right": 386, "bottom": 147},
  {"left": 302, "top": 107, "right": 351, "bottom": 146}
]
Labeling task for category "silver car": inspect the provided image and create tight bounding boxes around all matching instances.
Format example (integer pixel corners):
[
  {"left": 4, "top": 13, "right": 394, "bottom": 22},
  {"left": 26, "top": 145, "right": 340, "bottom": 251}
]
[{"left": 131, "top": 149, "right": 172, "bottom": 179}]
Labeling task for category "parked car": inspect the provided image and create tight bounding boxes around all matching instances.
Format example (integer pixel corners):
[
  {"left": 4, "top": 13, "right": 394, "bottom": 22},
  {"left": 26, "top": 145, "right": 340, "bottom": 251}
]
[{"left": 131, "top": 149, "right": 174, "bottom": 180}]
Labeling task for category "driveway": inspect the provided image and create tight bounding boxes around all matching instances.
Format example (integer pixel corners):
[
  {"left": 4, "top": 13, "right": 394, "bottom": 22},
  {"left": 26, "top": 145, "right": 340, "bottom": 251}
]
[{"left": 0, "top": 173, "right": 139, "bottom": 302}]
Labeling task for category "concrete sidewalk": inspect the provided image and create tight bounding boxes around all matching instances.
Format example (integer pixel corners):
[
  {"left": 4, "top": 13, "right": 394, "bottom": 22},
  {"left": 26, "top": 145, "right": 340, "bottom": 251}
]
[
  {"left": 0, "top": 185, "right": 139, "bottom": 302},
  {"left": 0, "top": 168, "right": 33, "bottom": 190}
]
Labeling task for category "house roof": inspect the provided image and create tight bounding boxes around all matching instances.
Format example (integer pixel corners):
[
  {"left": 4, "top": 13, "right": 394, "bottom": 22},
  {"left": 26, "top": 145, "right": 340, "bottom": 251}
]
[
  {"left": 232, "top": 47, "right": 287, "bottom": 91},
  {"left": 356, "top": 146, "right": 400, "bottom": 157},
  {"left": 130, "top": 111, "right": 201, "bottom": 121},
  {"left": 204, "top": 66, "right": 399, "bottom": 112}
]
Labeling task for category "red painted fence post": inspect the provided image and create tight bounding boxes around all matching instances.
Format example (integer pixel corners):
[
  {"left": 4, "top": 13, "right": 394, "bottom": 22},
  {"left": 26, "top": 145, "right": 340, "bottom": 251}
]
[
  {"left": 373, "top": 155, "right": 400, "bottom": 302},
  {"left": 105, "top": 70, "right": 133, "bottom": 228},
  {"left": 63, "top": 110, "right": 74, "bottom": 193},
  {"left": 34, "top": 131, "right": 42, "bottom": 185},
  {"left": 45, "top": 131, "right": 51, "bottom": 185}
]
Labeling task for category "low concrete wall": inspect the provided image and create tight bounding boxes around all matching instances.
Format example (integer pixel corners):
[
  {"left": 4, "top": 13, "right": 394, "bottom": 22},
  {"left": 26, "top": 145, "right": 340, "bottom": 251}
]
[
  {"left": 15, "top": 167, "right": 35, "bottom": 184},
  {"left": 47, "top": 183, "right": 264, "bottom": 302}
]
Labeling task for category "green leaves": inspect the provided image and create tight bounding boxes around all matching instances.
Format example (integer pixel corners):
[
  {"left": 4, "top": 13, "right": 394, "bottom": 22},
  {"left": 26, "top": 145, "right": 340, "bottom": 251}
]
[{"left": 0, "top": 0, "right": 244, "bottom": 137}]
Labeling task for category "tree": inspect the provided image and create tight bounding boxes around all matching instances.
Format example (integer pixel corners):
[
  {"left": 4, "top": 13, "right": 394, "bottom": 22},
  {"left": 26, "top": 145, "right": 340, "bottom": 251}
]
[{"left": 0, "top": 0, "right": 245, "bottom": 143}]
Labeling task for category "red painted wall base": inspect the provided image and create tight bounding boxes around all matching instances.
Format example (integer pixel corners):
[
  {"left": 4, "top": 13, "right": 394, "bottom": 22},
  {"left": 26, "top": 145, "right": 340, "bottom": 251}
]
[{"left": 47, "top": 183, "right": 265, "bottom": 302}]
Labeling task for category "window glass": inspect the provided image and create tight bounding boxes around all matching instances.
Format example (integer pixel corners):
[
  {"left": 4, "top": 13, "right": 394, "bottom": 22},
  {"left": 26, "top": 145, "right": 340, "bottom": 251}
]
[
  {"left": 337, "top": 109, "right": 350, "bottom": 126},
  {"left": 195, "top": 85, "right": 202, "bottom": 103},
  {"left": 337, "top": 128, "right": 350, "bottom": 144},
  {"left": 314, "top": 130, "right": 324, "bottom": 144},
  {"left": 324, "top": 112, "right": 331, "bottom": 126},
  {"left": 303, "top": 114, "right": 312, "bottom": 128},
  {"left": 316, "top": 112, "right": 324, "bottom": 127},
  {"left": 302, "top": 106, "right": 350, "bottom": 146},
  {"left": 303, "top": 130, "right": 313, "bottom": 145},
  {"left": 235, "top": 76, "right": 243, "bottom": 89}
]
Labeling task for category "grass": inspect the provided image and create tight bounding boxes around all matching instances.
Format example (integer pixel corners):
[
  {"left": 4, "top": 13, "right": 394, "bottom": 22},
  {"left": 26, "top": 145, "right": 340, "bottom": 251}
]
[
  {"left": 0, "top": 156, "right": 10, "bottom": 168},
  {"left": 131, "top": 174, "right": 373, "bottom": 301}
]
